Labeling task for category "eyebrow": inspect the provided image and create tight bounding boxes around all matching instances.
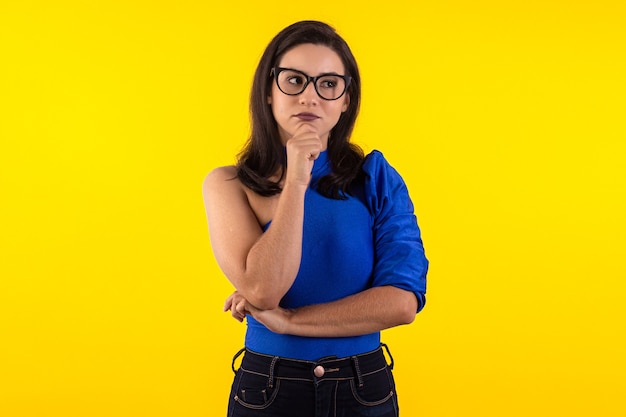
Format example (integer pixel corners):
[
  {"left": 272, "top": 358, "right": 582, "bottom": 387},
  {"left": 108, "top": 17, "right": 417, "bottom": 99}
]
[{"left": 279, "top": 67, "right": 345, "bottom": 77}]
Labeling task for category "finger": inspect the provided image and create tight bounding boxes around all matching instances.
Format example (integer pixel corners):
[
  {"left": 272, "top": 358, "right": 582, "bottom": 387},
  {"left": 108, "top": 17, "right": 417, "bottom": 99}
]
[
  {"left": 232, "top": 310, "right": 245, "bottom": 322},
  {"left": 286, "top": 137, "right": 322, "bottom": 157},
  {"left": 223, "top": 295, "right": 234, "bottom": 312},
  {"left": 235, "top": 299, "right": 247, "bottom": 315},
  {"left": 307, "top": 151, "right": 320, "bottom": 160},
  {"left": 230, "top": 302, "right": 244, "bottom": 321}
]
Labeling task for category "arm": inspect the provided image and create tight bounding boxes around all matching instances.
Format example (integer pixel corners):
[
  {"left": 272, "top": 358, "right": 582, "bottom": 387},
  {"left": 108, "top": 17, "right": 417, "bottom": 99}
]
[
  {"left": 225, "top": 286, "right": 418, "bottom": 337},
  {"left": 224, "top": 151, "right": 428, "bottom": 335},
  {"left": 203, "top": 169, "right": 305, "bottom": 310},
  {"left": 203, "top": 125, "right": 322, "bottom": 310}
]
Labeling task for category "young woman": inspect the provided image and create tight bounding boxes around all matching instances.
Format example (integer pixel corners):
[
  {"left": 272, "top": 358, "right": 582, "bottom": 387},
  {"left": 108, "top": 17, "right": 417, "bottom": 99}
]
[{"left": 203, "top": 20, "right": 428, "bottom": 417}]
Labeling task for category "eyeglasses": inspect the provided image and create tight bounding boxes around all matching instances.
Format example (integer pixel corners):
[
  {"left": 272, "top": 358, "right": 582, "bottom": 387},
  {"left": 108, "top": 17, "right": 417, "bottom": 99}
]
[{"left": 270, "top": 67, "right": 351, "bottom": 101}]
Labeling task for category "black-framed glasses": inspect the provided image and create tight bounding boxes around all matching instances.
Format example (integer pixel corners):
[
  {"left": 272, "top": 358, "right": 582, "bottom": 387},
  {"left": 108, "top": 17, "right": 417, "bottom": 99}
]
[{"left": 270, "top": 67, "right": 351, "bottom": 101}]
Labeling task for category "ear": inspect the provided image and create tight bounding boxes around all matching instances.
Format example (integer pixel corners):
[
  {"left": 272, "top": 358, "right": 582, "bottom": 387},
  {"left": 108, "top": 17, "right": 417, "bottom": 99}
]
[
  {"left": 342, "top": 94, "right": 350, "bottom": 112},
  {"left": 267, "top": 95, "right": 272, "bottom": 105}
]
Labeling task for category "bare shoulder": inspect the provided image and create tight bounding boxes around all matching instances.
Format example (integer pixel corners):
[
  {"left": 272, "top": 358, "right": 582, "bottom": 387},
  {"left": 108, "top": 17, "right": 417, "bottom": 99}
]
[
  {"left": 201, "top": 165, "right": 263, "bottom": 282},
  {"left": 204, "top": 165, "right": 237, "bottom": 187},
  {"left": 203, "top": 165, "right": 242, "bottom": 197}
]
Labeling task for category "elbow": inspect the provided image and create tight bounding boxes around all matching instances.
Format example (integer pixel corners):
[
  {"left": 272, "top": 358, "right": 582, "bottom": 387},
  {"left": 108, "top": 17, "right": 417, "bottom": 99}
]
[
  {"left": 245, "top": 286, "right": 282, "bottom": 311},
  {"left": 232, "top": 272, "right": 286, "bottom": 311},
  {"left": 399, "top": 307, "right": 416, "bottom": 325},
  {"left": 397, "top": 291, "right": 419, "bottom": 325},
  {"left": 251, "top": 297, "right": 281, "bottom": 311}
]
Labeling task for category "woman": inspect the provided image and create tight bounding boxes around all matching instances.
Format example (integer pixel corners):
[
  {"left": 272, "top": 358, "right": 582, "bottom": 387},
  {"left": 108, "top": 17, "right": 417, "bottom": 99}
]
[{"left": 203, "top": 20, "right": 428, "bottom": 417}]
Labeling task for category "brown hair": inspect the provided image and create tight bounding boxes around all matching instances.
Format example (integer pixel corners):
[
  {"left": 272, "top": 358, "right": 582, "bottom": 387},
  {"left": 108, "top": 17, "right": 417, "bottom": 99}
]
[{"left": 236, "top": 20, "right": 364, "bottom": 199}]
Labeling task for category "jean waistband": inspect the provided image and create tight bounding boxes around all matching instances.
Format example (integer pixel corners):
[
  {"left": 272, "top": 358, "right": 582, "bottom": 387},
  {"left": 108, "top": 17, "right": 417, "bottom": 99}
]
[{"left": 232, "top": 344, "right": 394, "bottom": 387}]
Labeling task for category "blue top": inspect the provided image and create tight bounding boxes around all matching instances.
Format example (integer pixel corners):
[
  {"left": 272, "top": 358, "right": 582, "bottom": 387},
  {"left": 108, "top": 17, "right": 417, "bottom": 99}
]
[{"left": 245, "top": 149, "right": 428, "bottom": 360}]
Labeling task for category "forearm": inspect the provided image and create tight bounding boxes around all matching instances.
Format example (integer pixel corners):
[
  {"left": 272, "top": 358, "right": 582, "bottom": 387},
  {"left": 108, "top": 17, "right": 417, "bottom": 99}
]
[
  {"left": 253, "top": 286, "right": 418, "bottom": 338},
  {"left": 238, "top": 182, "right": 308, "bottom": 310},
  {"left": 206, "top": 127, "right": 323, "bottom": 311}
]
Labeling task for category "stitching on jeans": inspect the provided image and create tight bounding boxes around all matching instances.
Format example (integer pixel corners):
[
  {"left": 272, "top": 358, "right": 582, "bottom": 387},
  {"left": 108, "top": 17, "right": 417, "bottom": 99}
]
[
  {"left": 333, "top": 381, "right": 339, "bottom": 417},
  {"left": 234, "top": 379, "right": 281, "bottom": 410},
  {"left": 244, "top": 367, "right": 384, "bottom": 380},
  {"left": 352, "top": 356, "right": 364, "bottom": 388},
  {"left": 240, "top": 348, "right": 387, "bottom": 382},
  {"left": 239, "top": 367, "right": 269, "bottom": 378},
  {"left": 268, "top": 356, "right": 278, "bottom": 388},
  {"left": 275, "top": 376, "right": 313, "bottom": 382},
  {"left": 349, "top": 379, "right": 394, "bottom": 407},
  {"left": 275, "top": 375, "right": 355, "bottom": 382},
  {"left": 361, "top": 366, "right": 387, "bottom": 377}
]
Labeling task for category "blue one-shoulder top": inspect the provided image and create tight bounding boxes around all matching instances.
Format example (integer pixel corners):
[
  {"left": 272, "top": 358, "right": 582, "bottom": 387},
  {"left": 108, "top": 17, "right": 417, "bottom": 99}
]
[{"left": 245, "top": 149, "right": 428, "bottom": 360}]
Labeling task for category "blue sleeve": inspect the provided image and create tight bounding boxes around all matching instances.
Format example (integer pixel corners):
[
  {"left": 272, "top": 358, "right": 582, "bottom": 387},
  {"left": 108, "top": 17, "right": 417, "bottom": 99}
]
[{"left": 363, "top": 150, "right": 428, "bottom": 313}]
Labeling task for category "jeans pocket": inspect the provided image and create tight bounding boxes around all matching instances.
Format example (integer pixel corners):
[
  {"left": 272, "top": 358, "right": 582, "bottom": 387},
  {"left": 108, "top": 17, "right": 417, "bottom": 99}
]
[
  {"left": 232, "top": 369, "right": 280, "bottom": 410},
  {"left": 349, "top": 366, "right": 396, "bottom": 407}
]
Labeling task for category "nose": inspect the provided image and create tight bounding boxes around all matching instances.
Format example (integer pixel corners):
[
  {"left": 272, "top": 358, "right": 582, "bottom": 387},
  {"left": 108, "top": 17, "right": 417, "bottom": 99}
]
[{"left": 298, "top": 82, "right": 319, "bottom": 105}]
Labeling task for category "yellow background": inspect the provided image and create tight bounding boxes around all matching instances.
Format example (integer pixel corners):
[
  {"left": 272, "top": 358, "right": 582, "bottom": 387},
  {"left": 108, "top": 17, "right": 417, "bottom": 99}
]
[{"left": 1, "top": 1, "right": 625, "bottom": 416}]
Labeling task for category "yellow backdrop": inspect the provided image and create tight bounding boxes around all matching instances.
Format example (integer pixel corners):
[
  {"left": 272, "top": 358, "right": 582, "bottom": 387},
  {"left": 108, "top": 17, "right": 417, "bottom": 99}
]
[{"left": 1, "top": 1, "right": 625, "bottom": 416}]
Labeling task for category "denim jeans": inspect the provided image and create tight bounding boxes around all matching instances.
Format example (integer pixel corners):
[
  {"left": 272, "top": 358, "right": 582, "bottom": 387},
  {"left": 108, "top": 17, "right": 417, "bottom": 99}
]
[{"left": 227, "top": 344, "right": 399, "bottom": 417}]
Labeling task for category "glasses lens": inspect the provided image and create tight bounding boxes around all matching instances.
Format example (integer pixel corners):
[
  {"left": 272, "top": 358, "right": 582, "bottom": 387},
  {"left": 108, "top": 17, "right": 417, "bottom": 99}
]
[
  {"left": 315, "top": 75, "right": 346, "bottom": 100},
  {"left": 276, "top": 69, "right": 347, "bottom": 100},
  {"left": 277, "top": 70, "right": 308, "bottom": 95}
]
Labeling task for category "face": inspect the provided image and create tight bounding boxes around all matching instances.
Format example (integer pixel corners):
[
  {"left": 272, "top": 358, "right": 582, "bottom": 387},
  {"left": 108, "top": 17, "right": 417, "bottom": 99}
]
[{"left": 268, "top": 43, "right": 350, "bottom": 148}]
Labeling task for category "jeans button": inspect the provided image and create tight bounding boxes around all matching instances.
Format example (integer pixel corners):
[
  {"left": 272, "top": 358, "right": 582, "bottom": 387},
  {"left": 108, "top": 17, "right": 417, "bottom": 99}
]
[{"left": 314, "top": 365, "right": 325, "bottom": 377}]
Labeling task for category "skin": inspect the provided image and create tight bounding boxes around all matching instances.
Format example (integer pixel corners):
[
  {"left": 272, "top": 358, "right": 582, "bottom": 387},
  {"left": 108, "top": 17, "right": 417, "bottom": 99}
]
[
  {"left": 203, "top": 43, "right": 417, "bottom": 338},
  {"left": 268, "top": 43, "right": 350, "bottom": 147}
]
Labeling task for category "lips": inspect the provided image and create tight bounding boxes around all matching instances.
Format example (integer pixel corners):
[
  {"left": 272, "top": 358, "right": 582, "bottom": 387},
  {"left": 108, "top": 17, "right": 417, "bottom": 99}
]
[{"left": 294, "top": 112, "right": 320, "bottom": 121}]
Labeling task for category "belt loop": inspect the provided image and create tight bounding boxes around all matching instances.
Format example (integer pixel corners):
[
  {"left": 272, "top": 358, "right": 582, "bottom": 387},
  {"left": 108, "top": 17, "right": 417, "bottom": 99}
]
[
  {"left": 268, "top": 356, "right": 279, "bottom": 388},
  {"left": 381, "top": 343, "right": 394, "bottom": 370},
  {"left": 351, "top": 356, "right": 364, "bottom": 388},
  {"left": 231, "top": 347, "right": 246, "bottom": 375}
]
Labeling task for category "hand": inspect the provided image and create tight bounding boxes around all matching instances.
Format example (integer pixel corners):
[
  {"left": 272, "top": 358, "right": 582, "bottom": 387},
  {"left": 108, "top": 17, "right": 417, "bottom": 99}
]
[
  {"left": 284, "top": 124, "right": 323, "bottom": 187},
  {"left": 246, "top": 303, "right": 293, "bottom": 335},
  {"left": 223, "top": 291, "right": 249, "bottom": 322},
  {"left": 223, "top": 291, "right": 293, "bottom": 334}
]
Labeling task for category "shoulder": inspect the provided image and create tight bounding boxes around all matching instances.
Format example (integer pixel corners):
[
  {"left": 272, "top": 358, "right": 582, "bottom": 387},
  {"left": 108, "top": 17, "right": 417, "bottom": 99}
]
[
  {"left": 204, "top": 165, "right": 237, "bottom": 185},
  {"left": 362, "top": 150, "right": 401, "bottom": 180},
  {"left": 203, "top": 165, "right": 242, "bottom": 197},
  {"left": 363, "top": 149, "right": 386, "bottom": 167},
  {"left": 202, "top": 165, "right": 259, "bottom": 226},
  {"left": 361, "top": 150, "right": 412, "bottom": 209}
]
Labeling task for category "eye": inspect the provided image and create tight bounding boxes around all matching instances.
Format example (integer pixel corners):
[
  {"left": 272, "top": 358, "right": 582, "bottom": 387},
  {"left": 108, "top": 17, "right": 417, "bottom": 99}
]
[
  {"left": 319, "top": 80, "right": 337, "bottom": 88},
  {"left": 318, "top": 75, "right": 343, "bottom": 89},
  {"left": 287, "top": 75, "right": 305, "bottom": 85}
]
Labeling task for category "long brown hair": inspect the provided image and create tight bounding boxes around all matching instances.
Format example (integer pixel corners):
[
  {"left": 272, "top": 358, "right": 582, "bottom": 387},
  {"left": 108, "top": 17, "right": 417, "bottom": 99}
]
[{"left": 236, "top": 20, "right": 364, "bottom": 199}]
